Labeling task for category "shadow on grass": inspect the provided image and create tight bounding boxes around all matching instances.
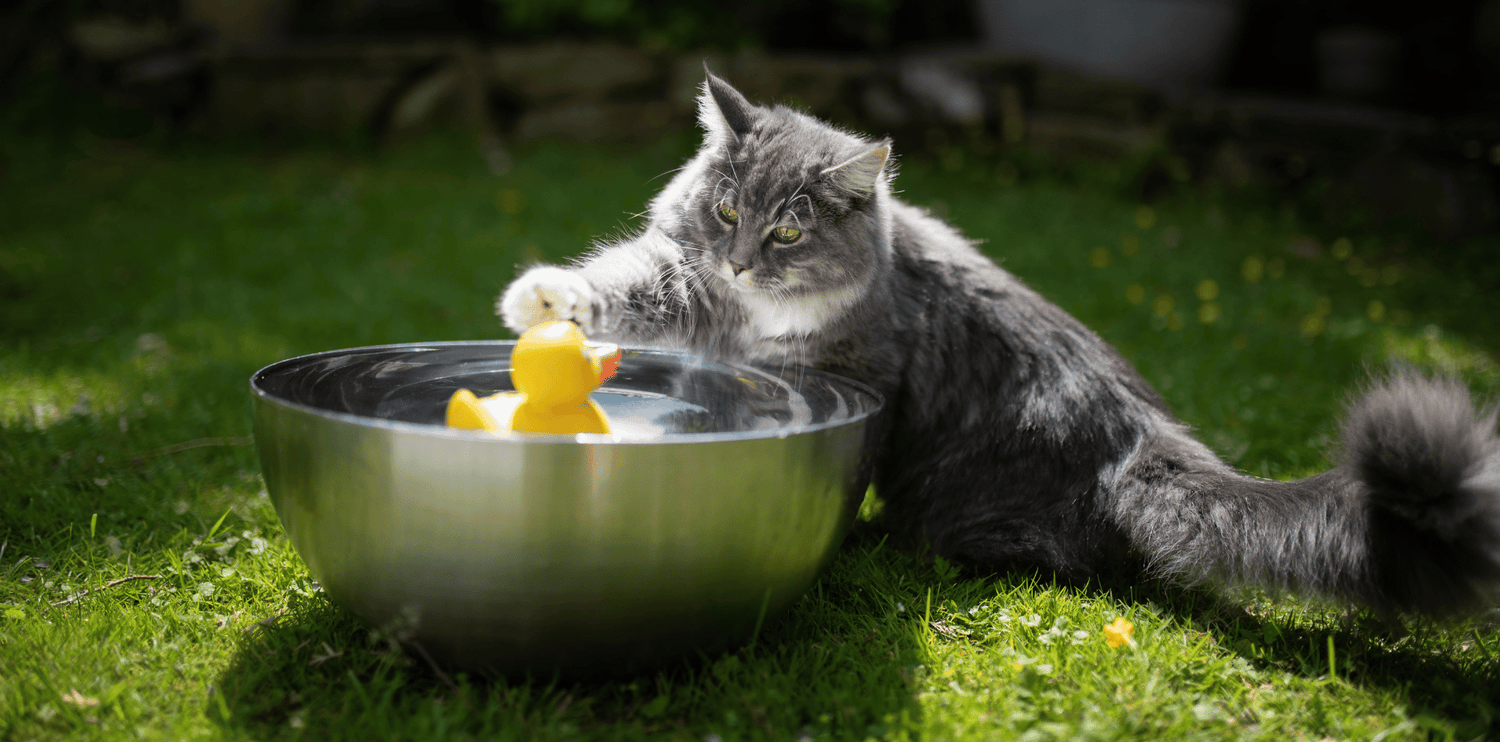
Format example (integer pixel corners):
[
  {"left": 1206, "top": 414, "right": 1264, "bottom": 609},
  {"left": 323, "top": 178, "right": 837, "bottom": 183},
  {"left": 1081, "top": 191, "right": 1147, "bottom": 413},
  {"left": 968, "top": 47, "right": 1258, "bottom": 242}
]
[
  {"left": 208, "top": 525, "right": 1500, "bottom": 740},
  {"left": 1087, "top": 576, "right": 1500, "bottom": 739},
  {"left": 211, "top": 531, "right": 928, "bottom": 740}
]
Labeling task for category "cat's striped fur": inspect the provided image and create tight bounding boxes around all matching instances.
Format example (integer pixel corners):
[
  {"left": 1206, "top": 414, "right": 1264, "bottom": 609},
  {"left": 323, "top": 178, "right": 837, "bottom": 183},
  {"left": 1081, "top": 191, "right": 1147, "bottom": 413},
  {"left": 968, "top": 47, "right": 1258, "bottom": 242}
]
[{"left": 499, "top": 72, "right": 1500, "bottom": 617}]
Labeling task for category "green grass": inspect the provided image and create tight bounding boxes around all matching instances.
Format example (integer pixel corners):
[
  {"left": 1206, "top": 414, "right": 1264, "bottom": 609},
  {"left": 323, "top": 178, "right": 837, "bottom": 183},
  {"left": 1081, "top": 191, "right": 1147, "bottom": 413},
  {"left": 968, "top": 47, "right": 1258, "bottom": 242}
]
[{"left": 2, "top": 128, "right": 1497, "bottom": 741}]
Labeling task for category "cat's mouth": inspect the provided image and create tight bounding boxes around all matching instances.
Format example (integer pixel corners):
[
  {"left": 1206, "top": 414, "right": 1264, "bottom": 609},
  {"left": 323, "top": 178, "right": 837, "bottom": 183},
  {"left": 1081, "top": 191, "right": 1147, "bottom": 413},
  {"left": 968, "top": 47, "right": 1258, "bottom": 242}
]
[
  {"left": 717, "top": 262, "right": 815, "bottom": 301},
  {"left": 718, "top": 262, "right": 762, "bottom": 293}
]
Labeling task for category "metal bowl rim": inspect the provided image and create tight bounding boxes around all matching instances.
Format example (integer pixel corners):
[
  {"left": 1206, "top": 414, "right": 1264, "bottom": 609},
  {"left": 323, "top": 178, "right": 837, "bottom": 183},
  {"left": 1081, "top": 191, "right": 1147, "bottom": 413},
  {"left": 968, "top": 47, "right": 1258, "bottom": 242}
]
[{"left": 249, "top": 340, "right": 885, "bottom": 446}]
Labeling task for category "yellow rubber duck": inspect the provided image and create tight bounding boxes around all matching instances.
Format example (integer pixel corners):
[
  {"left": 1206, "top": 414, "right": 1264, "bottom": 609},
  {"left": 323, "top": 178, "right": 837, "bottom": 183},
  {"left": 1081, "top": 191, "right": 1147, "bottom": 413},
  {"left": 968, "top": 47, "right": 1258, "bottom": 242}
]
[{"left": 446, "top": 321, "right": 620, "bottom": 436}]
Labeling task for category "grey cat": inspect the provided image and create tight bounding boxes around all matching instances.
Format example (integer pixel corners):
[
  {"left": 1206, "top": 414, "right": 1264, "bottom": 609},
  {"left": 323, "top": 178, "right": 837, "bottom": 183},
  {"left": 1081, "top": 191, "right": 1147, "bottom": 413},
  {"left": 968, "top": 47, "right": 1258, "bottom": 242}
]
[{"left": 499, "top": 71, "right": 1500, "bottom": 618}]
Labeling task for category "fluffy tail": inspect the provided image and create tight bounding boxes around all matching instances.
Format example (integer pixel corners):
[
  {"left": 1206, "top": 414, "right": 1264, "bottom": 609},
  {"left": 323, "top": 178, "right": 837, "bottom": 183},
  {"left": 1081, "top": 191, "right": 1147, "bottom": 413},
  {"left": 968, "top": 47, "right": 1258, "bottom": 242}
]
[{"left": 1118, "top": 371, "right": 1500, "bottom": 617}]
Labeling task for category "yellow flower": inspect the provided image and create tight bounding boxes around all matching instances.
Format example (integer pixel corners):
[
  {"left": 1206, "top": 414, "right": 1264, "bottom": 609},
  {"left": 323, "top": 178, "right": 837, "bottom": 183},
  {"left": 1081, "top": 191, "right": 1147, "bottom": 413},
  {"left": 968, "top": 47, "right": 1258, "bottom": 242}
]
[
  {"left": 1241, "top": 255, "right": 1264, "bottom": 284},
  {"left": 1104, "top": 617, "right": 1135, "bottom": 648},
  {"left": 1194, "top": 280, "right": 1219, "bottom": 302}
]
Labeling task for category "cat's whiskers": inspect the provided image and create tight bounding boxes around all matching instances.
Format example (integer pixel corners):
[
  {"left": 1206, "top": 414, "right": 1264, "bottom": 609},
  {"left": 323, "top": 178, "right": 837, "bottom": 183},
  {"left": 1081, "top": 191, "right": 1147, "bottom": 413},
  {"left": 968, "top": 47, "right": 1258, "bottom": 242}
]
[
  {"left": 762, "top": 277, "right": 805, "bottom": 378},
  {"left": 786, "top": 179, "right": 805, "bottom": 201},
  {"left": 781, "top": 282, "right": 812, "bottom": 379},
  {"left": 711, "top": 178, "right": 738, "bottom": 203},
  {"left": 777, "top": 285, "right": 803, "bottom": 377},
  {"left": 672, "top": 265, "right": 710, "bottom": 342},
  {"left": 648, "top": 163, "right": 691, "bottom": 184},
  {"left": 656, "top": 257, "right": 694, "bottom": 315},
  {"left": 725, "top": 157, "right": 743, "bottom": 190},
  {"left": 780, "top": 181, "right": 810, "bottom": 216},
  {"left": 668, "top": 240, "right": 719, "bottom": 342},
  {"left": 707, "top": 166, "right": 741, "bottom": 195}
]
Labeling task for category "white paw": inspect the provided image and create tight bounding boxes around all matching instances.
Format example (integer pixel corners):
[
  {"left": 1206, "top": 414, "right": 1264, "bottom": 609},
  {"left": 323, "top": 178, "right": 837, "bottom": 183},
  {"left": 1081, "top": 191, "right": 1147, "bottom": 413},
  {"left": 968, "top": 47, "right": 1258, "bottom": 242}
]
[{"left": 497, "top": 266, "right": 597, "bottom": 335}]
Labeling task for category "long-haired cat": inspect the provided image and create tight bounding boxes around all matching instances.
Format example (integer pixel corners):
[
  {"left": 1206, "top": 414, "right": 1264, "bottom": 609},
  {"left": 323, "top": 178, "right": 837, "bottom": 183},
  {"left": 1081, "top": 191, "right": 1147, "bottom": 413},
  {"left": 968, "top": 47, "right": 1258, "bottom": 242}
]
[{"left": 499, "top": 71, "right": 1500, "bottom": 618}]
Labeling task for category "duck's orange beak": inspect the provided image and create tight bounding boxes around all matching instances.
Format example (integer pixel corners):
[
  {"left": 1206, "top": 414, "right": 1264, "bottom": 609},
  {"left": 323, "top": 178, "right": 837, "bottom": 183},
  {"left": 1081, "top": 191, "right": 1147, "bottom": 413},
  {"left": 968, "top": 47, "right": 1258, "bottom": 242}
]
[{"left": 583, "top": 341, "right": 621, "bottom": 383}]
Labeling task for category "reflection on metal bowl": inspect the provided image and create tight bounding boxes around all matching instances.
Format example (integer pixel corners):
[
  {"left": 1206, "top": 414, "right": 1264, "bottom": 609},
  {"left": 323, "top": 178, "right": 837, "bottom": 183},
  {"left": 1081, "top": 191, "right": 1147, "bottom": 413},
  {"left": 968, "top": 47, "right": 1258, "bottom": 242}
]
[{"left": 250, "top": 341, "right": 883, "bottom": 674}]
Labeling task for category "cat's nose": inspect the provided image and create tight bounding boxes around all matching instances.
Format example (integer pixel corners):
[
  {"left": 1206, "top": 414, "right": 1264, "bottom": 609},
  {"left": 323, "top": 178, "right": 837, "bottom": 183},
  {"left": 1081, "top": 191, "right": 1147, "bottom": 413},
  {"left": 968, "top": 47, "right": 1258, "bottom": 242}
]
[{"left": 728, "top": 260, "right": 748, "bottom": 276}]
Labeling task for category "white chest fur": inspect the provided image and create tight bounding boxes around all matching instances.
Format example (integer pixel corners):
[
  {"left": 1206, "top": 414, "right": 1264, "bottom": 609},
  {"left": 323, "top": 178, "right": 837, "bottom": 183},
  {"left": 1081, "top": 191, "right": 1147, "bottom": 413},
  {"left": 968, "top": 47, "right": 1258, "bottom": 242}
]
[{"left": 736, "top": 283, "right": 863, "bottom": 339}]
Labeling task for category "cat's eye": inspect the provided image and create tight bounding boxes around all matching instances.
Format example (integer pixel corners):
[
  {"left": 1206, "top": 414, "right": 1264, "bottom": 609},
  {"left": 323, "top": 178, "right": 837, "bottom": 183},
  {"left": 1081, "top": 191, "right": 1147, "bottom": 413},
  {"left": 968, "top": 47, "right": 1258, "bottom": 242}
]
[
  {"left": 772, "top": 226, "right": 801, "bottom": 244},
  {"left": 717, "top": 203, "right": 739, "bottom": 224}
]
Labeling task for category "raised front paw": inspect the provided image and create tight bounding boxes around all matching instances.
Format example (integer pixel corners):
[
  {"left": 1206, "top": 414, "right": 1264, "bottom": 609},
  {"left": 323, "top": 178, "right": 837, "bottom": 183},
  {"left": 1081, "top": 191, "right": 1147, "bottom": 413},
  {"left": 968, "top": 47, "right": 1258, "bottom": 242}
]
[{"left": 497, "top": 266, "right": 598, "bottom": 335}]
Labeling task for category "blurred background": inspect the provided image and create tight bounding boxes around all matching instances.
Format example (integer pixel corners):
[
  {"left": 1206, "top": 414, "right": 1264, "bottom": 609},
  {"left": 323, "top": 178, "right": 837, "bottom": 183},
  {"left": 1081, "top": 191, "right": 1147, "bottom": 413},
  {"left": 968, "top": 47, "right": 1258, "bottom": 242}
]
[
  {"left": 3, "top": 7, "right": 1497, "bottom": 739},
  {"left": 3, "top": 0, "right": 1498, "bottom": 241}
]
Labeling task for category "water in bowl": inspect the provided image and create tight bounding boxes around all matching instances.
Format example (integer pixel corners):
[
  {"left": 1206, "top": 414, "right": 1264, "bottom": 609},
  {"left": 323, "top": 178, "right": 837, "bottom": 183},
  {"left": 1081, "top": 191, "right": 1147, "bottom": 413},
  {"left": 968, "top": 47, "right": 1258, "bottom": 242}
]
[{"left": 258, "top": 343, "right": 858, "bottom": 440}]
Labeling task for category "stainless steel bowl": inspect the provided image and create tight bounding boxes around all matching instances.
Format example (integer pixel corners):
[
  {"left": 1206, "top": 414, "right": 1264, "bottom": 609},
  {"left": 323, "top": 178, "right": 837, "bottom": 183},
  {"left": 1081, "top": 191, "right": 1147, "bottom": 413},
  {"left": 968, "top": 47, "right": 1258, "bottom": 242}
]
[{"left": 250, "top": 341, "right": 883, "bottom": 674}]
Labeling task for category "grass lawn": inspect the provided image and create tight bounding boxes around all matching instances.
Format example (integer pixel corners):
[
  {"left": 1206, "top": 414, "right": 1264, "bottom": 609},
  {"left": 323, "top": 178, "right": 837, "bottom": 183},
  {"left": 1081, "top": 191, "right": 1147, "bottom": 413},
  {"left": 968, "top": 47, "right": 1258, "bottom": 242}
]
[{"left": 2, "top": 127, "right": 1498, "bottom": 741}]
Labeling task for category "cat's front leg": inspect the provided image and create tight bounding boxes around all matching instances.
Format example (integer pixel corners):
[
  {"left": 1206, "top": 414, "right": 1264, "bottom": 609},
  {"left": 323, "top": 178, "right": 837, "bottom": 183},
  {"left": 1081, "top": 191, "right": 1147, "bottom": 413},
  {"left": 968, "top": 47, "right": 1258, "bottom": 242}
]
[
  {"left": 497, "top": 228, "right": 695, "bottom": 345},
  {"left": 497, "top": 266, "right": 601, "bottom": 336}
]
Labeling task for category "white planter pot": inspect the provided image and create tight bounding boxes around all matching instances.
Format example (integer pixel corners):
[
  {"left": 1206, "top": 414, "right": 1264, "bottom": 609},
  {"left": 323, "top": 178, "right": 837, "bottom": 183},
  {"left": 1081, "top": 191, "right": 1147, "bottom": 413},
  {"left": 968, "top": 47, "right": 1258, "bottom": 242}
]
[{"left": 977, "top": 0, "right": 1244, "bottom": 87}]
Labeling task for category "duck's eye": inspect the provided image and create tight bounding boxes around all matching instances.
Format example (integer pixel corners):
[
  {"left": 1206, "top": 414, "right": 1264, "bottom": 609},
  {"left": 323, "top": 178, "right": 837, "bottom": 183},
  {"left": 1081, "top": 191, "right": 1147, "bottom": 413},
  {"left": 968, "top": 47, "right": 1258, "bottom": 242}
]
[
  {"left": 772, "top": 226, "right": 801, "bottom": 244},
  {"left": 717, "top": 203, "right": 739, "bottom": 224}
]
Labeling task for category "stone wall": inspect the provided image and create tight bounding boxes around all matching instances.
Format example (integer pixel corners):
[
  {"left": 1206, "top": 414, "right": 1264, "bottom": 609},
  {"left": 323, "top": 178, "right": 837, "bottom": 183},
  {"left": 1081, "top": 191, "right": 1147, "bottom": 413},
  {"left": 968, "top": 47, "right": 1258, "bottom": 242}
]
[
  {"left": 56, "top": 22, "right": 1500, "bottom": 241},
  {"left": 196, "top": 41, "right": 1028, "bottom": 143}
]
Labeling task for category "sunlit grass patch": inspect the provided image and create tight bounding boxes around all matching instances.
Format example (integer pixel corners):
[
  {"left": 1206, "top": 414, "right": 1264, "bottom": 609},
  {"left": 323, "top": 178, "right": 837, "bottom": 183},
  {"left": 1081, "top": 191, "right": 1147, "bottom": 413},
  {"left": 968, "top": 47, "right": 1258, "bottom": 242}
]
[
  {"left": 1, "top": 131, "right": 1496, "bottom": 740},
  {"left": 0, "top": 368, "right": 129, "bottom": 429},
  {"left": 1380, "top": 325, "right": 1500, "bottom": 382}
]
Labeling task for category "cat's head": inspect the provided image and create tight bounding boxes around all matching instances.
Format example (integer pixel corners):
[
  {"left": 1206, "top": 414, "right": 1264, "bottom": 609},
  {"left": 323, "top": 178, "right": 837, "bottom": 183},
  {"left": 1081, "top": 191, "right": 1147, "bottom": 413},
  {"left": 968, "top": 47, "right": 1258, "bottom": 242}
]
[{"left": 651, "top": 71, "right": 893, "bottom": 304}]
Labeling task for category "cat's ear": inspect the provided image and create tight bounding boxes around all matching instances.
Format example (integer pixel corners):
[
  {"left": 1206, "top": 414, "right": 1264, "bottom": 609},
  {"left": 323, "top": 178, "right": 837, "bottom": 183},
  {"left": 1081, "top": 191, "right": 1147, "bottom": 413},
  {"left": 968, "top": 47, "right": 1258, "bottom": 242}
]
[
  {"left": 822, "top": 142, "right": 891, "bottom": 198},
  {"left": 699, "top": 67, "right": 756, "bottom": 147}
]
